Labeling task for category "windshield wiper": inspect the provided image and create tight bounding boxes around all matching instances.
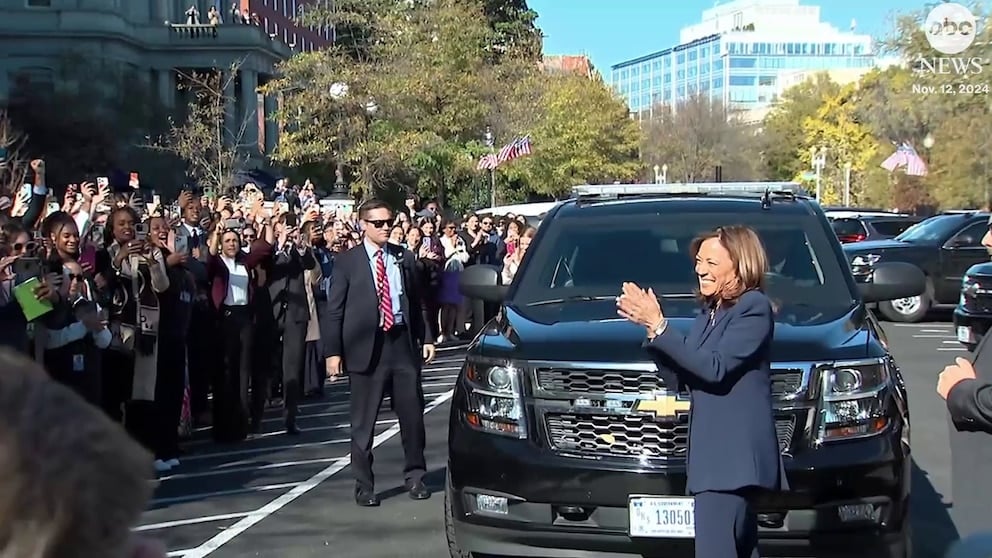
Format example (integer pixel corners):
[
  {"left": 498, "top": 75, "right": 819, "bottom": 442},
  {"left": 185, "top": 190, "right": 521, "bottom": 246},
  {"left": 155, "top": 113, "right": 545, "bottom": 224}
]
[
  {"left": 525, "top": 293, "right": 697, "bottom": 307},
  {"left": 526, "top": 295, "right": 616, "bottom": 307}
]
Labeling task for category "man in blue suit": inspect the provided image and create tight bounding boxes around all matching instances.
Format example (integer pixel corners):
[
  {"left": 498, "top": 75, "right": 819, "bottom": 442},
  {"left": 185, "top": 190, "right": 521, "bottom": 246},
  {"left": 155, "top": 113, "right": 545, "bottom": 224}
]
[{"left": 618, "top": 225, "right": 786, "bottom": 558}]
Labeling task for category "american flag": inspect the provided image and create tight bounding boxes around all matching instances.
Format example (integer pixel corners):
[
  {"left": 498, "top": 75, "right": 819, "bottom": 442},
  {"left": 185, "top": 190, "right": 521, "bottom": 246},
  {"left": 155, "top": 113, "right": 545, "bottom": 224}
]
[
  {"left": 880, "top": 142, "right": 928, "bottom": 177},
  {"left": 495, "top": 135, "right": 533, "bottom": 164},
  {"left": 476, "top": 153, "right": 497, "bottom": 170}
]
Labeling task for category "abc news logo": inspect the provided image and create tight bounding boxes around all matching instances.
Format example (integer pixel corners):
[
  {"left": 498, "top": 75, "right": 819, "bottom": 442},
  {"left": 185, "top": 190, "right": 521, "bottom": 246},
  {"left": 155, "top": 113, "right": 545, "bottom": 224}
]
[{"left": 924, "top": 2, "right": 979, "bottom": 55}]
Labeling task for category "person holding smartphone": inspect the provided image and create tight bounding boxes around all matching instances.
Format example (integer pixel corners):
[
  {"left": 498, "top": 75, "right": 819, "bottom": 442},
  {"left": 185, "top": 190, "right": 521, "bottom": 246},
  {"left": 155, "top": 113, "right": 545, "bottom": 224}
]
[{"left": 96, "top": 206, "right": 171, "bottom": 467}]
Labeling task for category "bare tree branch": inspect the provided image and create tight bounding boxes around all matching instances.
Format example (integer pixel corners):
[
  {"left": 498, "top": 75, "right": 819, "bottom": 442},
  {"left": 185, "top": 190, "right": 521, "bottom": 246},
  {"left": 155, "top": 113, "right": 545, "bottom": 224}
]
[
  {"left": 0, "top": 110, "right": 30, "bottom": 197},
  {"left": 143, "top": 59, "right": 255, "bottom": 193}
]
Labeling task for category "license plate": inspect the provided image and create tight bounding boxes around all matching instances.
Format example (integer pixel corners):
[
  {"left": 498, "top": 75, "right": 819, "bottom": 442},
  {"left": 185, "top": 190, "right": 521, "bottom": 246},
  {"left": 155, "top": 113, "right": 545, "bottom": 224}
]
[
  {"left": 628, "top": 496, "right": 695, "bottom": 538},
  {"left": 958, "top": 326, "right": 973, "bottom": 343}
]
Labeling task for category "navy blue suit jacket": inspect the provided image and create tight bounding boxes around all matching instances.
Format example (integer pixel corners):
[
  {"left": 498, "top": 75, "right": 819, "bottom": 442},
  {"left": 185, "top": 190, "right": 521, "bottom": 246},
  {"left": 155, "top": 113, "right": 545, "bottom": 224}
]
[{"left": 645, "top": 289, "right": 787, "bottom": 495}]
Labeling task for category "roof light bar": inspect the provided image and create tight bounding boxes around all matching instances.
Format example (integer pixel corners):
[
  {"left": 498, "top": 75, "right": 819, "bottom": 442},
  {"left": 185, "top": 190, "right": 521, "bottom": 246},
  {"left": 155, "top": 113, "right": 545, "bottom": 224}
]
[{"left": 572, "top": 182, "right": 810, "bottom": 197}]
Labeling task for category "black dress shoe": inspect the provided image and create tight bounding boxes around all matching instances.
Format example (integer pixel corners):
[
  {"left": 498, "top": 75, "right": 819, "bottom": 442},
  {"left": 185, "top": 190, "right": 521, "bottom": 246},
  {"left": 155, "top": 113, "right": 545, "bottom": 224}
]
[
  {"left": 355, "top": 490, "right": 380, "bottom": 507},
  {"left": 407, "top": 480, "right": 430, "bottom": 500}
]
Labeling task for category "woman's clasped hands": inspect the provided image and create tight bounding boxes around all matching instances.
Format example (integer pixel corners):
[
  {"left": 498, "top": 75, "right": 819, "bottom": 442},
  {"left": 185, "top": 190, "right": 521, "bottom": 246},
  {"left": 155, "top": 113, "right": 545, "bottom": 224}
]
[{"left": 616, "top": 282, "right": 665, "bottom": 332}]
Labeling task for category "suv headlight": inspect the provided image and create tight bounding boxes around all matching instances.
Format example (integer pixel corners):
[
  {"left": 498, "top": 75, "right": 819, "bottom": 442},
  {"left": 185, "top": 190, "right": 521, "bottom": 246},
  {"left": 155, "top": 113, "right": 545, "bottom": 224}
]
[
  {"left": 849, "top": 253, "right": 880, "bottom": 278},
  {"left": 461, "top": 358, "right": 527, "bottom": 439},
  {"left": 817, "top": 357, "right": 891, "bottom": 442}
]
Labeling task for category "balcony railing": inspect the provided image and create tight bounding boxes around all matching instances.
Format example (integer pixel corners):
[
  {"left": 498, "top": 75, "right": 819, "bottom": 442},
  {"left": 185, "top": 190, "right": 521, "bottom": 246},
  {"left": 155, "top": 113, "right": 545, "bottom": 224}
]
[{"left": 169, "top": 23, "right": 219, "bottom": 39}]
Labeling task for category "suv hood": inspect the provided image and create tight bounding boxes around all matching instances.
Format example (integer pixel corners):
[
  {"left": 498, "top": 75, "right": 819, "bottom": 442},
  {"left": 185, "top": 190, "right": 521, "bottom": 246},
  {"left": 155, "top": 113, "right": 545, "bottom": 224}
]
[
  {"left": 842, "top": 238, "right": 928, "bottom": 254},
  {"left": 475, "top": 300, "right": 880, "bottom": 364}
]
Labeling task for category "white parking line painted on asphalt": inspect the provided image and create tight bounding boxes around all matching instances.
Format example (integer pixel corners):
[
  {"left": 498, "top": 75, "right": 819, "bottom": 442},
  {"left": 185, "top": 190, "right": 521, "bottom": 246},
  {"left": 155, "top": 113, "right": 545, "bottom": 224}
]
[
  {"left": 167, "top": 550, "right": 189, "bottom": 557},
  {"left": 160, "top": 457, "right": 341, "bottom": 482},
  {"left": 150, "top": 482, "right": 301, "bottom": 506},
  {"left": 186, "top": 419, "right": 398, "bottom": 446},
  {"left": 137, "top": 512, "right": 254, "bottom": 531},
  {"left": 920, "top": 328, "right": 951, "bottom": 333},
  {"left": 943, "top": 340, "right": 961, "bottom": 344},
  {"left": 180, "top": 437, "right": 352, "bottom": 462},
  {"left": 913, "top": 334, "right": 955, "bottom": 338},
  {"left": 938, "top": 347, "right": 968, "bottom": 352},
  {"left": 180, "top": 389, "right": 455, "bottom": 558},
  {"left": 890, "top": 323, "right": 951, "bottom": 328}
]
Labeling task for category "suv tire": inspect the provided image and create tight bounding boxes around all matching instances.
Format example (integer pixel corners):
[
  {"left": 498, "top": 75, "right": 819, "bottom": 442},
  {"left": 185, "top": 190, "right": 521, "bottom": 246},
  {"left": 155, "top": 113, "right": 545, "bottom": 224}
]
[
  {"left": 444, "top": 478, "right": 474, "bottom": 558},
  {"left": 879, "top": 278, "right": 932, "bottom": 323}
]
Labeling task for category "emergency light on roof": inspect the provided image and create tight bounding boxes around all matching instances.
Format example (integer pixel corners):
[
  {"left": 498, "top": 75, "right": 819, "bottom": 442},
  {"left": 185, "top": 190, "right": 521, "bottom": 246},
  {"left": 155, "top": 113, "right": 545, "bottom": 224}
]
[{"left": 571, "top": 182, "right": 810, "bottom": 198}]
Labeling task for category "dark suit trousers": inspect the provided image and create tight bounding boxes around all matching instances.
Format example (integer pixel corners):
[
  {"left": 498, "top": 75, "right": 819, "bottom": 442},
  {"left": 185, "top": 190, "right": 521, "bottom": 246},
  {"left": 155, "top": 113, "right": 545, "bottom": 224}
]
[
  {"left": 187, "top": 300, "right": 217, "bottom": 418},
  {"left": 349, "top": 325, "right": 426, "bottom": 492},
  {"left": 213, "top": 305, "right": 252, "bottom": 442},
  {"left": 155, "top": 334, "right": 187, "bottom": 460},
  {"left": 693, "top": 490, "right": 759, "bottom": 558},
  {"left": 251, "top": 317, "right": 305, "bottom": 428}
]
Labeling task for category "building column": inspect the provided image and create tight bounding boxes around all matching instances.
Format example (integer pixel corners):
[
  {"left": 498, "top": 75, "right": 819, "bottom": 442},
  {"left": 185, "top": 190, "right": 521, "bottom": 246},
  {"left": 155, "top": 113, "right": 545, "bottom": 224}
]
[
  {"left": 156, "top": 68, "right": 175, "bottom": 109},
  {"left": 239, "top": 68, "right": 259, "bottom": 154},
  {"left": 263, "top": 80, "right": 279, "bottom": 155}
]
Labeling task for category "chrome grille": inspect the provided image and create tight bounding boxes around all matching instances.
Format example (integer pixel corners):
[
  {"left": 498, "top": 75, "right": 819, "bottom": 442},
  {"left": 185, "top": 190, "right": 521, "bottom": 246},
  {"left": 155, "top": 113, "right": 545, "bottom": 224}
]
[
  {"left": 536, "top": 367, "right": 805, "bottom": 398},
  {"left": 545, "top": 413, "right": 796, "bottom": 459}
]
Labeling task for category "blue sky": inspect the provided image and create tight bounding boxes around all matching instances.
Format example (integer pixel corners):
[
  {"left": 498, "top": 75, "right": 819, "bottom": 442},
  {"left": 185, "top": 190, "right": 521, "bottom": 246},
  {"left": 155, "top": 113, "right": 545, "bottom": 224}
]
[{"left": 529, "top": 0, "right": 925, "bottom": 72}]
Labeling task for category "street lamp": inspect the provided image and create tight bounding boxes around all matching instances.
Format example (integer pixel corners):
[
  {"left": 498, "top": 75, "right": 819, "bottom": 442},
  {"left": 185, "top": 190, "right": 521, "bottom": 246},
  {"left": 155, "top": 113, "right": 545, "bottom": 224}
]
[
  {"left": 330, "top": 82, "right": 350, "bottom": 199},
  {"left": 662, "top": 164, "right": 668, "bottom": 184},
  {"left": 810, "top": 146, "right": 827, "bottom": 201},
  {"left": 653, "top": 165, "right": 660, "bottom": 184},
  {"left": 844, "top": 162, "right": 853, "bottom": 207},
  {"left": 481, "top": 126, "right": 494, "bottom": 208}
]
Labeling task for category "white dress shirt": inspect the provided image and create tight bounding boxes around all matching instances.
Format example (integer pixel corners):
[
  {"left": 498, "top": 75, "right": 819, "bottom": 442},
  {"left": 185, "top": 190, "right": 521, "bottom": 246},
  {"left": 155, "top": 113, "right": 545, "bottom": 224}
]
[{"left": 221, "top": 255, "right": 249, "bottom": 306}]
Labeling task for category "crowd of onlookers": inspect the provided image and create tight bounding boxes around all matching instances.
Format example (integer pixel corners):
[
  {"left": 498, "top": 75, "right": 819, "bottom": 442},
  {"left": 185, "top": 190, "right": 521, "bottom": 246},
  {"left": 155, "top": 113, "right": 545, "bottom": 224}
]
[{"left": 0, "top": 162, "right": 534, "bottom": 478}]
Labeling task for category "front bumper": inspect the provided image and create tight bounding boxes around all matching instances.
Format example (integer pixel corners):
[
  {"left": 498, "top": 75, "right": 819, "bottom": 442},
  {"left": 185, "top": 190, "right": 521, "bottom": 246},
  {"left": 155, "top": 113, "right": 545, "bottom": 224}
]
[
  {"left": 953, "top": 306, "right": 992, "bottom": 349},
  {"left": 447, "top": 415, "right": 910, "bottom": 558}
]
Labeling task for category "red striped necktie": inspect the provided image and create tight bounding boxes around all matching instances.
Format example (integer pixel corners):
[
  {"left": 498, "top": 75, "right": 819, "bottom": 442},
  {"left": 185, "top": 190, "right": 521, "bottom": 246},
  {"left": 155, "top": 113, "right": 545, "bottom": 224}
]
[{"left": 376, "top": 249, "right": 394, "bottom": 331}]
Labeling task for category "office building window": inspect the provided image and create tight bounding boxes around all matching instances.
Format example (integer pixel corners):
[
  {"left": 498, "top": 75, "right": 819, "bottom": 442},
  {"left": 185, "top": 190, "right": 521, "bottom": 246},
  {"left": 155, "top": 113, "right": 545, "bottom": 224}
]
[
  {"left": 729, "top": 57, "right": 755, "bottom": 68},
  {"left": 729, "top": 75, "right": 754, "bottom": 86},
  {"left": 758, "top": 75, "right": 775, "bottom": 86}
]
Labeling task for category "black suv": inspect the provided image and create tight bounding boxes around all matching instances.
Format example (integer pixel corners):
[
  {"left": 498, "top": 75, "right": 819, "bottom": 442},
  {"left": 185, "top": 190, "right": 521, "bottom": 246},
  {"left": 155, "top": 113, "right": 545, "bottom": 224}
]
[
  {"left": 446, "top": 183, "right": 924, "bottom": 558},
  {"left": 953, "top": 261, "right": 992, "bottom": 351},
  {"left": 843, "top": 212, "right": 990, "bottom": 322},
  {"left": 827, "top": 213, "right": 922, "bottom": 244}
]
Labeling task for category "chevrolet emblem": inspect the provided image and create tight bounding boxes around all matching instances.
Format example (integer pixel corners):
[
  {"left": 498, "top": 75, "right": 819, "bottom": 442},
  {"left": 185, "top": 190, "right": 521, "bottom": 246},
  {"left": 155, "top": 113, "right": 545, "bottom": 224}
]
[{"left": 634, "top": 393, "right": 690, "bottom": 418}]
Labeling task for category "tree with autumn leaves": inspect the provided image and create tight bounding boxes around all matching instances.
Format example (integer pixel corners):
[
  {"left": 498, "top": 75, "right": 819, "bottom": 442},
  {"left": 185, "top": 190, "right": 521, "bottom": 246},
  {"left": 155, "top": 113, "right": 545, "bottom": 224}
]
[
  {"left": 761, "top": 2, "right": 991, "bottom": 210},
  {"left": 266, "top": 0, "right": 640, "bottom": 211}
]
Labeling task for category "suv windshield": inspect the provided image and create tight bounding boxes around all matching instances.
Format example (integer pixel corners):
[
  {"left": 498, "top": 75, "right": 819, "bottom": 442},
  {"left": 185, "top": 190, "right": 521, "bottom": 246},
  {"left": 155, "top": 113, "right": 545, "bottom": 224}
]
[
  {"left": 512, "top": 211, "right": 856, "bottom": 324},
  {"left": 895, "top": 215, "right": 963, "bottom": 243}
]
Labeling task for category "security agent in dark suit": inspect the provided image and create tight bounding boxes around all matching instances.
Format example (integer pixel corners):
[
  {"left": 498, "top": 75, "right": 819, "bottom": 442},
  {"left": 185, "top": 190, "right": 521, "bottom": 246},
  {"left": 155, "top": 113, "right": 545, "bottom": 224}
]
[
  {"left": 322, "top": 199, "right": 436, "bottom": 507},
  {"left": 617, "top": 225, "right": 786, "bottom": 558},
  {"left": 254, "top": 212, "right": 316, "bottom": 436},
  {"left": 937, "top": 217, "right": 992, "bottom": 537}
]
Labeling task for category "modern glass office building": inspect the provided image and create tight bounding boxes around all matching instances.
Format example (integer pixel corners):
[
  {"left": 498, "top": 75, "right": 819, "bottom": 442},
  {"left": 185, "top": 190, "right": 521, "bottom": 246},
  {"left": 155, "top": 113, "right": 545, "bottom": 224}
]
[{"left": 611, "top": 0, "right": 875, "bottom": 116}]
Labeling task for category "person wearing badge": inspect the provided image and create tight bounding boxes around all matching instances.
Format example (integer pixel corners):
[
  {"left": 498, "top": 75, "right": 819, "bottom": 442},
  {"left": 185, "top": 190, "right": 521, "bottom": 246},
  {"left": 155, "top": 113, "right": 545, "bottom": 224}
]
[{"left": 617, "top": 225, "right": 785, "bottom": 558}]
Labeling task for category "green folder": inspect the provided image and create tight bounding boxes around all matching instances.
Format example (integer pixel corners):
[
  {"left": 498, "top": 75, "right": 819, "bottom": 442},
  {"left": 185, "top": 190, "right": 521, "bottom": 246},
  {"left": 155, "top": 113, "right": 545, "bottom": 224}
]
[{"left": 13, "top": 277, "right": 54, "bottom": 321}]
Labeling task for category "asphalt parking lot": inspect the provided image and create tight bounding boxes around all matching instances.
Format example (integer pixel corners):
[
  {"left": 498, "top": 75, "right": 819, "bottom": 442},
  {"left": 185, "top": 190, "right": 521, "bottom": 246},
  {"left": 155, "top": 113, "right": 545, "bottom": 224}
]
[{"left": 141, "top": 317, "right": 980, "bottom": 558}]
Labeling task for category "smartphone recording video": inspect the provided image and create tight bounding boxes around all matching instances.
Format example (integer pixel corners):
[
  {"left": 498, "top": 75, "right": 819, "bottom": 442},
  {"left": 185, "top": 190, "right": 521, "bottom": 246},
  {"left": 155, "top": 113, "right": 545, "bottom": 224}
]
[
  {"left": 12, "top": 257, "right": 42, "bottom": 279},
  {"left": 224, "top": 218, "right": 243, "bottom": 231},
  {"left": 135, "top": 222, "right": 148, "bottom": 240}
]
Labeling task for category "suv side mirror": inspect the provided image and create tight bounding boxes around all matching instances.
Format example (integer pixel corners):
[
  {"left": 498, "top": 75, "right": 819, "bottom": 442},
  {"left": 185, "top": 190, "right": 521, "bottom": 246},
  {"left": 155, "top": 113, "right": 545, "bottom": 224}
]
[
  {"left": 858, "top": 262, "right": 926, "bottom": 303},
  {"left": 459, "top": 264, "right": 507, "bottom": 303}
]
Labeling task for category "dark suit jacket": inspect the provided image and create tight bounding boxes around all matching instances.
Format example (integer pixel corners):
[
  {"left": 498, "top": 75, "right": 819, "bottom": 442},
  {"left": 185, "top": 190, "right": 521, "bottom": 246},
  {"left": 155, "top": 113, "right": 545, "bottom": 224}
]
[
  {"left": 946, "top": 329, "right": 992, "bottom": 536},
  {"left": 645, "top": 289, "right": 785, "bottom": 495},
  {"left": 321, "top": 242, "right": 427, "bottom": 374},
  {"left": 174, "top": 223, "right": 210, "bottom": 288},
  {"left": 266, "top": 245, "right": 316, "bottom": 325}
]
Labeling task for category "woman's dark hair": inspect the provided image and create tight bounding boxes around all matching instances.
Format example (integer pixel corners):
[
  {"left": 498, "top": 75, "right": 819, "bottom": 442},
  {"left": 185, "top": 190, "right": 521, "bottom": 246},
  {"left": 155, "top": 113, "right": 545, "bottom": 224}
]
[
  {"left": 104, "top": 206, "right": 140, "bottom": 246},
  {"left": 41, "top": 211, "right": 75, "bottom": 240}
]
